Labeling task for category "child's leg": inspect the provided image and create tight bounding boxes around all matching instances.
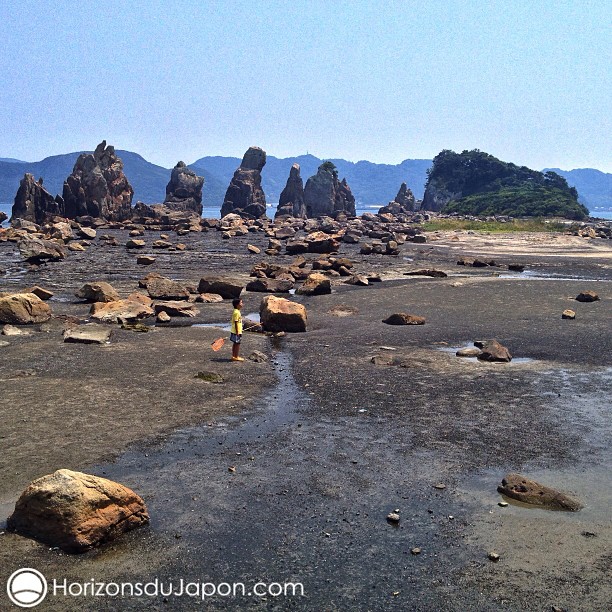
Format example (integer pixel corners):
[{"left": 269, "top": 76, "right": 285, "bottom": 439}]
[{"left": 232, "top": 341, "right": 239, "bottom": 358}]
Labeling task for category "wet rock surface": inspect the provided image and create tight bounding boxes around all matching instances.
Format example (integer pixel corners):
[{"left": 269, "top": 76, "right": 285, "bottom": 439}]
[
  {"left": 0, "top": 222, "right": 610, "bottom": 610},
  {"left": 497, "top": 473, "right": 583, "bottom": 511}
]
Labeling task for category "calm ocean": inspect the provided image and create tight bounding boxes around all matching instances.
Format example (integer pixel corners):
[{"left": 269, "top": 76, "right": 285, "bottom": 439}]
[{"left": 1, "top": 201, "right": 611, "bottom": 221}]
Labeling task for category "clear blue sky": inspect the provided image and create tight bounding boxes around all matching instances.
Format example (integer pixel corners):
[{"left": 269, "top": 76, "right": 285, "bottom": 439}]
[{"left": 1, "top": 0, "right": 610, "bottom": 171}]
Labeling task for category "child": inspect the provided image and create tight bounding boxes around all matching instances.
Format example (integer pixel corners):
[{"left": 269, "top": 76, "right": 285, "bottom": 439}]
[{"left": 230, "top": 298, "right": 244, "bottom": 362}]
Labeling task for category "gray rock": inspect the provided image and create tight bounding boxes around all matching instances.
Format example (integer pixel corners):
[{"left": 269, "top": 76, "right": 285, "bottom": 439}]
[
  {"left": 304, "top": 162, "right": 356, "bottom": 218},
  {"left": 75, "top": 282, "right": 120, "bottom": 303},
  {"left": 221, "top": 147, "right": 267, "bottom": 219},
  {"left": 11, "top": 174, "right": 63, "bottom": 224},
  {"left": 164, "top": 161, "right": 204, "bottom": 215},
  {"left": 63, "top": 324, "right": 112, "bottom": 344},
  {"left": 275, "top": 164, "right": 306, "bottom": 219}
]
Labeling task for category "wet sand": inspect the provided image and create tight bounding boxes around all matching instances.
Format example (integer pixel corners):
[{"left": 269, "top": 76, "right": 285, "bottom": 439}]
[{"left": 0, "top": 227, "right": 611, "bottom": 610}]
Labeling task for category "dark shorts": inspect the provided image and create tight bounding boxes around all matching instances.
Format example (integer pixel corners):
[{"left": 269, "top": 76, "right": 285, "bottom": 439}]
[{"left": 230, "top": 333, "right": 242, "bottom": 344}]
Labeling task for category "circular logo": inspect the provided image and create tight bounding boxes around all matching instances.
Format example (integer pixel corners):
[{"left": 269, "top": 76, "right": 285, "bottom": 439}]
[{"left": 6, "top": 569, "right": 47, "bottom": 608}]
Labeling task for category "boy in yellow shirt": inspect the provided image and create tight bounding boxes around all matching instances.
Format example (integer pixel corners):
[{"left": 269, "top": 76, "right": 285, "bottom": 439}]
[{"left": 230, "top": 298, "right": 244, "bottom": 362}]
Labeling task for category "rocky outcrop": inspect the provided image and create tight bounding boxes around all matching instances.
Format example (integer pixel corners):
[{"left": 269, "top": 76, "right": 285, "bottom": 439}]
[
  {"left": 220, "top": 147, "right": 267, "bottom": 219},
  {"left": 62, "top": 141, "right": 133, "bottom": 221},
  {"left": 0, "top": 293, "right": 52, "bottom": 324},
  {"left": 304, "top": 163, "right": 356, "bottom": 218},
  {"left": 275, "top": 164, "right": 306, "bottom": 218},
  {"left": 498, "top": 473, "right": 582, "bottom": 511},
  {"left": 378, "top": 183, "right": 417, "bottom": 215},
  {"left": 421, "top": 183, "right": 462, "bottom": 212},
  {"left": 11, "top": 174, "right": 63, "bottom": 224},
  {"left": 7, "top": 469, "right": 149, "bottom": 553},
  {"left": 164, "top": 162, "right": 204, "bottom": 215}
]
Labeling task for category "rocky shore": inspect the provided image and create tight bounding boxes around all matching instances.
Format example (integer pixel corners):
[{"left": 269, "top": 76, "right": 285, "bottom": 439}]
[{"left": 0, "top": 211, "right": 610, "bottom": 610}]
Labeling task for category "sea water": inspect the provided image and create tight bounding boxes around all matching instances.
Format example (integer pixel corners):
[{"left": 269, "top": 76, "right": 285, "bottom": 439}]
[{"left": 1, "top": 201, "right": 611, "bottom": 221}]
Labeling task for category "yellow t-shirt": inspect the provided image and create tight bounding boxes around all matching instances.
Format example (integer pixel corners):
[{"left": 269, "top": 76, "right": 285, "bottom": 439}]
[{"left": 231, "top": 308, "right": 242, "bottom": 335}]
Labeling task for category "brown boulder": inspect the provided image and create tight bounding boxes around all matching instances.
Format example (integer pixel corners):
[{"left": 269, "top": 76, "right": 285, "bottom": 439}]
[
  {"left": 197, "top": 277, "right": 243, "bottom": 300},
  {"left": 90, "top": 296, "right": 154, "bottom": 323},
  {"left": 305, "top": 231, "right": 340, "bottom": 254},
  {"left": 75, "top": 281, "right": 120, "bottom": 303},
  {"left": 246, "top": 278, "right": 294, "bottom": 293},
  {"left": 18, "top": 236, "right": 66, "bottom": 263},
  {"left": 477, "top": 339, "right": 512, "bottom": 362},
  {"left": 575, "top": 291, "right": 599, "bottom": 302},
  {"left": 145, "top": 276, "right": 190, "bottom": 301},
  {"left": 382, "top": 313, "right": 426, "bottom": 325},
  {"left": 7, "top": 469, "right": 149, "bottom": 553},
  {"left": 63, "top": 324, "right": 112, "bottom": 344},
  {"left": 154, "top": 301, "right": 199, "bottom": 317},
  {"left": 260, "top": 295, "right": 307, "bottom": 333},
  {"left": 296, "top": 273, "right": 332, "bottom": 296},
  {"left": 497, "top": 473, "right": 582, "bottom": 511},
  {"left": 0, "top": 293, "right": 52, "bottom": 324}
]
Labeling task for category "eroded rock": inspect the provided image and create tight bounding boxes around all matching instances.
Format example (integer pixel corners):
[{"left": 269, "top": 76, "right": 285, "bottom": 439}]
[
  {"left": 497, "top": 473, "right": 583, "bottom": 511},
  {"left": 260, "top": 295, "right": 307, "bottom": 332},
  {"left": 0, "top": 293, "right": 52, "bottom": 324}
]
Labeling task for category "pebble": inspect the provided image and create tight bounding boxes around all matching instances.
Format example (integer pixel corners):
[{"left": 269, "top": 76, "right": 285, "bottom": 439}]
[
  {"left": 498, "top": 501, "right": 509, "bottom": 507},
  {"left": 410, "top": 547, "right": 421, "bottom": 555},
  {"left": 488, "top": 552, "right": 500, "bottom": 562},
  {"left": 228, "top": 466, "right": 236, "bottom": 473},
  {"left": 386, "top": 512, "right": 400, "bottom": 523},
  {"left": 434, "top": 483, "right": 446, "bottom": 490}
]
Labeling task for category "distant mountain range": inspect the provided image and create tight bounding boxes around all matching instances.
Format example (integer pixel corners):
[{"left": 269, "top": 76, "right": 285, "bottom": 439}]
[{"left": 1, "top": 150, "right": 611, "bottom": 212}]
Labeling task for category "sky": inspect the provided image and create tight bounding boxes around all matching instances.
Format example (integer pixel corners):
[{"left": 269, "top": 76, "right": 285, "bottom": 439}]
[{"left": 0, "top": 0, "right": 610, "bottom": 171}]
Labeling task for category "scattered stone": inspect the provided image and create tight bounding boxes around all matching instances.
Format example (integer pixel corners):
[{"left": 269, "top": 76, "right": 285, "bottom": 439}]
[
  {"left": 145, "top": 276, "right": 190, "bottom": 301},
  {"left": 2, "top": 324, "right": 31, "bottom": 336},
  {"left": 260, "top": 295, "right": 307, "bottom": 333},
  {"left": 433, "top": 483, "right": 446, "bottom": 490},
  {"left": 90, "top": 296, "right": 154, "bottom": 323},
  {"left": 152, "top": 240, "right": 172, "bottom": 249},
  {"left": 410, "top": 547, "right": 422, "bottom": 555},
  {"left": 75, "top": 281, "right": 120, "bottom": 303},
  {"left": 345, "top": 274, "right": 369, "bottom": 286},
  {"left": 197, "top": 277, "right": 243, "bottom": 300},
  {"left": 477, "top": 339, "right": 512, "bottom": 362},
  {"left": 156, "top": 311, "right": 171, "bottom": 323},
  {"left": 247, "top": 244, "right": 261, "bottom": 254},
  {"left": 328, "top": 305, "right": 358, "bottom": 317},
  {"left": 194, "top": 371, "right": 224, "bottom": 383},
  {"left": 488, "top": 552, "right": 500, "bottom": 562},
  {"left": 575, "top": 291, "right": 599, "bottom": 302},
  {"left": 78, "top": 226, "right": 97, "bottom": 239},
  {"left": 136, "top": 255, "right": 156, "bottom": 265},
  {"left": 498, "top": 501, "right": 509, "bottom": 507},
  {"left": 296, "top": 273, "right": 331, "bottom": 296},
  {"left": 67, "top": 242, "right": 86, "bottom": 252},
  {"left": 18, "top": 236, "right": 66, "bottom": 263},
  {"left": 0, "top": 293, "right": 52, "bottom": 324},
  {"left": 386, "top": 512, "right": 400, "bottom": 523},
  {"left": 382, "top": 313, "right": 426, "bottom": 325},
  {"left": 497, "top": 473, "right": 583, "bottom": 511},
  {"left": 119, "top": 320, "right": 149, "bottom": 332},
  {"left": 404, "top": 269, "right": 448, "bottom": 278},
  {"left": 126, "top": 239, "right": 146, "bottom": 249},
  {"left": 63, "top": 324, "right": 112, "bottom": 344},
  {"left": 248, "top": 350, "right": 269, "bottom": 362},
  {"left": 305, "top": 231, "right": 340, "bottom": 254},
  {"left": 562, "top": 309, "right": 576, "bottom": 320},
  {"left": 22, "top": 286, "right": 53, "bottom": 300},
  {"left": 195, "top": 293, "right": 224, "bottom": 303},
  {"left": 7, "top": 469, "right": 149, "bottom": 553},
  {"left": 456, "top": 347, "right": 482, "bottom": 357},
  {"left": 246, "top": 278, "right": 294, "bottom": 293},
  {"left": 371, "top": 354, "right": 395, "bottom": 366},
  {"left": 154, "top": 301, "right": 199, "bottom": 317}
]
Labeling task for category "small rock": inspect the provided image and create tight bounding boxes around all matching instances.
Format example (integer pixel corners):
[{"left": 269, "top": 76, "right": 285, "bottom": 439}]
[
  {"left": 456, "top": 347, "right": 481, "bottom": 357},
  {"left": 156, "top": 311, "right": 171, "bottom": 323},
  {"left": 152, "top": 240, "right": 172, "bottom": 249},
  {"left": 383, "top": 313, "right": 426, "bottom": 325},
  {"left": 410, "top": 547, "right": 421, "bottom": 555},
  {"left": 63, "top": 324, "right": 112, "bottom": 345},
  {"left": 433, "top": 483, "right": 446, "bottom": 490},
  {"left": 575, "top": 291, "right": 599, "bottom": 302},
  {"left": 228, "top": 466, "right": 236, "bottom": 473},
  {"left": 23, "top": 286, "right": 53, "bottom": 300},
  {"left": 136, "top": 255, "right": 156, "bottom": 265},
  {"left": 498, "top": 473, "right": 583, "bottom": 511},
  {"left": 248, "top": 350, "right": 269, "bottom": 362},
  {"left": 477, "top": 339, "right": 512, "bottom": 362},
  {"left": 386, "top": 512, "right": 400, "bottom": 523},
  {"left": 2, "top": 324, "right": 31, "bottom": 336},
  {"left": 562, "top": 309, "right": 576, "bottom": 319},
  {"left": 194, "top": 371, "right": 224, "bottom": 384},
  {"left": 488, "top": 552, "right": 500, "bottom": 562},
  {"left": 247, "top": 244, "right": 261, "bottom": 254},
  {"left": 195, "top": 293, "right": 224, "bottom": 303},
  {"left": 498, "top": 501, "right": 509, "bottom": 507},
  {"left": 126, "top": 239, "right": 146, "bottom": 249}
]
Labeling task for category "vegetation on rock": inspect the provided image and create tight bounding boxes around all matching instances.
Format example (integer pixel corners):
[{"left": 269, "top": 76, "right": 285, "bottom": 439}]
[{"left": 424, "top": 149, "right": 589, "bottom": 220}]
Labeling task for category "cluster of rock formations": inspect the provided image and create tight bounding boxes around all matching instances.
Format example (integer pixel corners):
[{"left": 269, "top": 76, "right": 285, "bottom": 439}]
[
  {"left": 303, "top": 162, "right": 356, "bottom": 218},
  {"left": 378, "top": 183, "right": 418, "bottom": 215}
]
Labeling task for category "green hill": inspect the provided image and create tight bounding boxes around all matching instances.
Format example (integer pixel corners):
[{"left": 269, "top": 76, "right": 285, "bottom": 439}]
[{"left": 422, "top": 150, "right": 589, "bottom": 220}]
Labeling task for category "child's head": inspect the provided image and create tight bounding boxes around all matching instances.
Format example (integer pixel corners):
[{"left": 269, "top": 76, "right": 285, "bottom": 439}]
[{"left": 232, "top": 298, "right": 243, "bottom": 309}]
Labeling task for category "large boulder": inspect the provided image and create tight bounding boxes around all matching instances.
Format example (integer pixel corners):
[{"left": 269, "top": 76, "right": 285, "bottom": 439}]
[
  {"left": 145, "top": 276, "right": 190, "bottom": 301},
  {"left": 477, "top": 339, "right": 512, "bottom": 362},
  {"left": 163, "top": 161, "right": 204, "bottom": 215},
  {"left": 62, "top": 141, "right": 133, "bottom": 221},
  {"left": 305, "top": 231, "right": 340, "bottom": 254},
  {"left": 18, "top": 236, "right": 66, "bottom": 263},
  {"left": 296, "top": 273, "right": 331, "bottom": 296},
  {"left": 260, "top": 295, "right": 307, "bottom": 332},
  {"left": 275, "top": 163, "right": 306, "bottom": 219},
  {"left": 0, "top": 293, "right": 52, "bottom": 324},
  {"left": 197, "top": 277, "right": 243, "bottom": 300},
  {"left": 7, "top": 469, "right": 149, "bottom": 553},
  {"left": 498, "top": 473, "right": 582, "bottom": 511},
  {"left": 220, "top": 147, "right": 267, "bottom": 219},
  {"left": 304, "top": 162, "right": 356, "bottom": 218},
  {"left": 75, "top": 282, "right": 121, "bottom": 303},
  {"left": 90, "top": 294, "right": 154, "bottom": 323},
  {"left": 11, "top": 174, "right": 63, "bottom": 224},
  {"left": 246, "top": 278, "right": 294, "bottom": 293}
]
